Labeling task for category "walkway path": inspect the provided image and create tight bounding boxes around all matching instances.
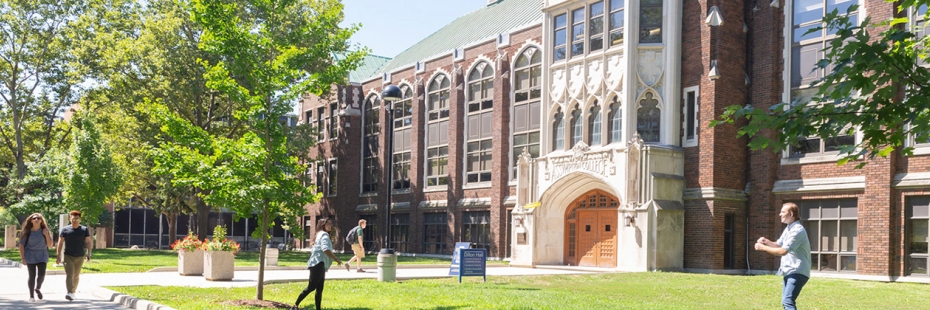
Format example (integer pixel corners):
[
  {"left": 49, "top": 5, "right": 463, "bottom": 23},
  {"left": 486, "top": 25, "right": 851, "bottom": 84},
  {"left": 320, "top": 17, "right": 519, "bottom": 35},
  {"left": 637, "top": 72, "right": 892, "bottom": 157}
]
[{"left": 0, "top": 257, "right": 595, "bottom": 309}]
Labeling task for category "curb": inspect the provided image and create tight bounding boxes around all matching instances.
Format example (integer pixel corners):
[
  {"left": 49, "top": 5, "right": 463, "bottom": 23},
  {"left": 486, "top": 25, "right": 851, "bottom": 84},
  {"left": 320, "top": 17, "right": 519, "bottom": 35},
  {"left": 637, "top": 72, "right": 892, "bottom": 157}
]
[{"left": 90, "top": 286, "right": 176, "bottom": 310}]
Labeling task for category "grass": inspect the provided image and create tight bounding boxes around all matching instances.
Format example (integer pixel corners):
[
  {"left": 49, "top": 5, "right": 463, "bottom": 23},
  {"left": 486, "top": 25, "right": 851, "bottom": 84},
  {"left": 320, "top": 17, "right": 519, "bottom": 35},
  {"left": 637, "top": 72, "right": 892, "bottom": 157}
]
[
  {"left": 0, "top": 248, "right": 501, "bottom": 273},
  {"left": 110, "top": 272, "right": 930, "bottom": 309}
]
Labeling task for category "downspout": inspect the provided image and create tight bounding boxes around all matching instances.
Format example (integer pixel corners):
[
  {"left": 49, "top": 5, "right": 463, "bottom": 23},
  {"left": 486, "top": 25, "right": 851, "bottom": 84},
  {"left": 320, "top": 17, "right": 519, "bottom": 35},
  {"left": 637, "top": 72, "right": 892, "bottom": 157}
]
[{"left": 743, "top": 0, "right": 755, "bottom": 275}]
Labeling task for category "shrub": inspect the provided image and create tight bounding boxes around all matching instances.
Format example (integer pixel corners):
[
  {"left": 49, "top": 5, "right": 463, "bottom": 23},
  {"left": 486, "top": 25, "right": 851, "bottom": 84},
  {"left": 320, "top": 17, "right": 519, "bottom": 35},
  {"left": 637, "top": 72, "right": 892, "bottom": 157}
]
[{"left": 201, "top": 225, "right": 240, "bottom": 254}]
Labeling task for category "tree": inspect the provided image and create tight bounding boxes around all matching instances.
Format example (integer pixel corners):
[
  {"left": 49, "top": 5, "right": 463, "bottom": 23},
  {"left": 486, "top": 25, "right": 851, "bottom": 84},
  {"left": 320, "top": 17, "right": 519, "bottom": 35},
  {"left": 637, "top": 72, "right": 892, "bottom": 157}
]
[
  {"left": 154, "top": 0, "right": 365, "bottom": 300},
  {"left": 715, "top": 2, "right": 930, "bottom": 168},
  {"left": 63, "top": 113, "right": 123, "bottom": 226}
]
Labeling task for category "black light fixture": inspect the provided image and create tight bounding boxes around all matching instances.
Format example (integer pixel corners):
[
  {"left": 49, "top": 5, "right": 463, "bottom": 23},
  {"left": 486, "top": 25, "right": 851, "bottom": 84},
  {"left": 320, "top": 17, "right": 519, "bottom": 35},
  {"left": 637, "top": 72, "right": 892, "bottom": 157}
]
[{"left": 379, "top": 84, "right": 402, "bottom": 256}]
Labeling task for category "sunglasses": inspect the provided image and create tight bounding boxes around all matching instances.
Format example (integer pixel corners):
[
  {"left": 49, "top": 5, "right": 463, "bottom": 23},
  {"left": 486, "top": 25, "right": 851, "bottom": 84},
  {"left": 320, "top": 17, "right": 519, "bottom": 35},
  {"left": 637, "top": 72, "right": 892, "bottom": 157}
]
[{"left": 31, "top": 217, "right": 41, "bottom": 221}]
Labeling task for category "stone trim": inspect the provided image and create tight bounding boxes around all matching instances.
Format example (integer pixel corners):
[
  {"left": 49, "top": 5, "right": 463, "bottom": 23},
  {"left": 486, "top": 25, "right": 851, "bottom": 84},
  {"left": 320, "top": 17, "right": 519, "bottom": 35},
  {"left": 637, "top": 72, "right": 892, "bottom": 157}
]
[
  {"left": 654, "top": 200, "right": 684, "bottom": 211},
  {"left": 772, "top": 176, "right": 865, "bottom": 193},
  {"left": 356, "top": 204, "right": 378, "bottom": 213},
  {"left": 391, "top": 202, "right": 411, "bottom": 212},
  {"left": 457, "top": 197, "right": 492, "bottom": 208},
  {"left": 893, "top": 172, "right": 930, "bottom": 188},
  {"left": 651, "top": 172, "right": 686, "bottom": 181},
  {"left": 502, "top": 196, "right": 517, "bottom": 206},
  {"left": 683, "top": 187, "right": 748, "bottom": 201},
  {"left": 418, "top": 200, "right": 448, "bottom": 210}
]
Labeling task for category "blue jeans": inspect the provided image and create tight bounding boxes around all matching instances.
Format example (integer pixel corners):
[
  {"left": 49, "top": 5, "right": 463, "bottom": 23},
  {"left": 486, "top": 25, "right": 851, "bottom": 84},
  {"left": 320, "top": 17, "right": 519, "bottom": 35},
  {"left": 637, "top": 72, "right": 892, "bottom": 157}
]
[{"left": 782, "top": 273, "right": 809, "bottom": 310}]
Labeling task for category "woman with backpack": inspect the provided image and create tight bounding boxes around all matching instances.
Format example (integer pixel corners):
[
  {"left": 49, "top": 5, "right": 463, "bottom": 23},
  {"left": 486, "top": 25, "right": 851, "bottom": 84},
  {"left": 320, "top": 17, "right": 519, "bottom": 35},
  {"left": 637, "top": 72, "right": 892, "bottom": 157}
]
[
  {"left": 18, "top": 213, "right": 54, "bottom": 302},
  {"left": 292, "top": 217, "right": 344, "bottom": 310}
]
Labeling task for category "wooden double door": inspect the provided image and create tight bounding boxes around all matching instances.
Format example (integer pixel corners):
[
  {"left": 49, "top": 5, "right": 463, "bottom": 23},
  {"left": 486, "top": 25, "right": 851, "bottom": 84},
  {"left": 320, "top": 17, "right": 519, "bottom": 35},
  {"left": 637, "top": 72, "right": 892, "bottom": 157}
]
[{"left": 564, "top": 190, "right": 619, "bottom": 268}]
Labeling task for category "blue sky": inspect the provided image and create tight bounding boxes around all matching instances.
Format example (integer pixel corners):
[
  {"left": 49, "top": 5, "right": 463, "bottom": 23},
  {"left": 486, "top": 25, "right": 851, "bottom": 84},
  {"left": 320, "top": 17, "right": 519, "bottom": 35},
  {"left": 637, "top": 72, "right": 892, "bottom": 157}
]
[{"left": 340, "top": 0, "right": 489, "bottom": 57}]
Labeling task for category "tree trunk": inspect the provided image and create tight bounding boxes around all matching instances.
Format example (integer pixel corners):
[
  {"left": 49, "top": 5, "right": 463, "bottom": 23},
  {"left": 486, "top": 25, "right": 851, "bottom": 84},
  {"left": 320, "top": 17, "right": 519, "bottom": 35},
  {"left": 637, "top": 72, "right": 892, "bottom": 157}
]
[
  {"left": 166, "top": 212, "right": 178, "bottom": 243},
  {"left": 256, "top": 204, "right": 268, "bottom": 300},
  {"left": 194, "top": 194, "right": 210, "bottom": 238}
]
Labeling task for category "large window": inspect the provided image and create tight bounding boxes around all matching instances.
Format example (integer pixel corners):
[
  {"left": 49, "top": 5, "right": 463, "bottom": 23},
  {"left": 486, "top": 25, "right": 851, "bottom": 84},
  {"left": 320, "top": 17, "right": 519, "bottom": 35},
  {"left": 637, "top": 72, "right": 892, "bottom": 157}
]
[
  {"left": 683, "top": 86, "right": 699, "bottom": 147},
  {"left": 589, "top": 2, "right": 604, "bottom": 52},
  {"left": 316, "top": 161, "right": 324, "bottom": 195},
  {"left": 588, "top": 102, "right": 602, "bottom": 146},
  {"left": 788, "top": 0, "right": 858, "bottom": 157},
  {"left": 553, "top": 108, "right": 565, "bottom": 151},
  {"left": 570, "top": 8, "right": 585, "bottom": 57},
  {"left": 554, "top": 13, "right": 567, "bottom": 61},
  {"left": 426, "top": 75, "right": 450, "bottom": 187},
  {"left": 362, "top": 95, "right": 380, "bottom": 194},
  {"left": 608, "top": 96, "right": 622, "bottom": 143},
  {"left": 466, "top": 63, "right": 494, "bottom": 184},
  {"left": 462, "top": 211, "right": 491, "bottom": 249},
  {"left": 907, "top": 196, "right": 929, "bottom": 276},
  {"left": 639, "top": 0, "right": 662, "bottom": 43},
  {"left": 512, "top": 48, "right": 542, "bottom": 179},
  {"left": 392, "top": 86, "right": 413, "bottom": 191},
  {"left": 327, "top": 159, "right": 337, "bottom": 196},
  {"left": 799, "top": 199, "right": 858, "bottom": 272},
  {"left": 608, "top": 0, "right": 625, "bottom": 47},
  {"left": 329, "top": 102, "right": 338, "bottom": 140},
  {"left": 637, "top": 92, "right": 660, "bottom": 143},
  {"left": 316, "top": 107, "right": 325, "bottom": 142},
  {"left": 570, "top": 105, "right": 583, "bottom": 146},
  {"left": 423, "top": 213, "right": 448, "bottom": 254},
  {"left": 389, "top": 213, "right": 410, "bottom": 253}
]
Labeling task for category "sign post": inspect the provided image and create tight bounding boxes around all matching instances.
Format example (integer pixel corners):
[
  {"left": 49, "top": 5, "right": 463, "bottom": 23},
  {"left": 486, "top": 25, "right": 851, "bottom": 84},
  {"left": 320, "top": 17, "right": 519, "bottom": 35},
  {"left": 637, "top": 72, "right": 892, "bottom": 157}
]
[{"left": 458, "top": 248, "right": 487, "bottom": 283}]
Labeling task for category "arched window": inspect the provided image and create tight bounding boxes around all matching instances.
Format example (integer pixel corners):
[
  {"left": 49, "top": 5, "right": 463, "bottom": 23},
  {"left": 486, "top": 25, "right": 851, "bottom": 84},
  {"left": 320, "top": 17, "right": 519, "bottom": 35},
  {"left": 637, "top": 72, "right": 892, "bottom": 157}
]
[
  {"left": 553, "top": 108, "right": 564, "bottom": 151},
  {"left": 426, "top": 75, "right": 450, "bottom": 187},
  {"left": 636, "top": 92, "right": 660, "bottom": 143},
  {"left": 392, "top": 86, "right": 414, "bottom": 191},
  {"left": 511, "top": 48, "right": 542, "bottom": 179},
  {"left": 362, "top": 95, "right": 380, "bottom": 193},
  {"left": 608, "top": 96, "right": 622, "bottom": 144},
  {"left": 466, "top": 62, "right": 494, "bottom": 183},
  {"left": 571, "top": 105, "right": 582, "bottom": 146},
  {"left": 639, "top": 0, "right": 662, "bottom": 43},
  {"left": 588, "top": 102, "right": 602, "bottom": 146}
]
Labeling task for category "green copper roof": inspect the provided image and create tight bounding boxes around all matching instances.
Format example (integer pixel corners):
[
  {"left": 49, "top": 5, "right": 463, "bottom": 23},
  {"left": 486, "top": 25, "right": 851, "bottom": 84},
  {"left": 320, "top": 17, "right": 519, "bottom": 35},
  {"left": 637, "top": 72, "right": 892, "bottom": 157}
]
[
  {"left": 349, "top": 54, "right": 392, "bottom": 83},
  {"left": 370, "top": 0, "right": 542, "bottom": 80}
]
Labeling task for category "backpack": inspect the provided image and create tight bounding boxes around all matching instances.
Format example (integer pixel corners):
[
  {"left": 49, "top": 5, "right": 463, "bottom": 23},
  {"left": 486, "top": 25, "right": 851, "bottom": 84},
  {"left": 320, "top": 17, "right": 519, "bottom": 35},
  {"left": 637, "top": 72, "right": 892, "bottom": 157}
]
[{"left": 345, "top": 226, "right": 359, "bottom": 244}]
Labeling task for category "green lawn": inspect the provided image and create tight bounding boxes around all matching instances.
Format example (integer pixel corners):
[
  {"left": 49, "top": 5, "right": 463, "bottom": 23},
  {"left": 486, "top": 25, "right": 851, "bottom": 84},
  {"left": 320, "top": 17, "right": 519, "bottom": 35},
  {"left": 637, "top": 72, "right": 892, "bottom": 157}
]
[
  {"left": 110, "top": 272, "right": 930, "bottom": 309},
  {"left": 0, "top": 248, "right": 499, "bottom": 273}
]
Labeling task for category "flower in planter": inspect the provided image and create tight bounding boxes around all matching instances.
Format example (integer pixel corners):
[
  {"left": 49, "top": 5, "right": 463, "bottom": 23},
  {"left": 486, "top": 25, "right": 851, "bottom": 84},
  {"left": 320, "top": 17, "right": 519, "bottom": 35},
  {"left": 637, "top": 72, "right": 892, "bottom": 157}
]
[
  {"left": 171, "top": 231, "right": 203, "bottom": 252},
  {"left": 201, "top": 225, "right": 240, "bottom": 255}
]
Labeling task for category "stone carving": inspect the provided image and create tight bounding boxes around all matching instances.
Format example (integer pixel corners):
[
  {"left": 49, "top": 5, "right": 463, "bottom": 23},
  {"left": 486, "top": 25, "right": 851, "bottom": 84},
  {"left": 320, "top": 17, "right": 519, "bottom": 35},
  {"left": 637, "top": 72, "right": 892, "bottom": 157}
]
[
  {"left": 626, "top": 132, "right": 644, "bottom": 208},
  {"left": 568, "top": 64, "right": 584, "bottom": 99},
  {"left": 550, "top": 68, "right": 566, "bottom": 102},
  {"left": 546, "top": 143, "right": 616, "bottom": 181},
  {"left": 606, "top": 54, "right": 624, "bottom": 90},
  {"left": 586, "top": 59, "right": 603, "bottom": 94},
  {"left": 638, "top": 50, "right": 664, "bottom": 86}
]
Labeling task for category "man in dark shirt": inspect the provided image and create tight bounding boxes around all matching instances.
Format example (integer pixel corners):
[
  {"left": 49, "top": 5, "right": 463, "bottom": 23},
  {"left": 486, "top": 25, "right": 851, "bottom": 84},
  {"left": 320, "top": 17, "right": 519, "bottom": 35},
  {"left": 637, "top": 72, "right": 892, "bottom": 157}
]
[{"left": 56, "top": 210, "right": 91, "bottom": 301}]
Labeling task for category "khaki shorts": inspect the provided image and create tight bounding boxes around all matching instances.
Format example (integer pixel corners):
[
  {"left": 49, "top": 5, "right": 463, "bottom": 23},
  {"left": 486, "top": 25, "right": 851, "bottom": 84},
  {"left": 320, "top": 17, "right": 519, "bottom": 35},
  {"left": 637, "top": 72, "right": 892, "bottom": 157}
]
[{"left": 351, "top": 243, "right": 366, "bottom": 259}]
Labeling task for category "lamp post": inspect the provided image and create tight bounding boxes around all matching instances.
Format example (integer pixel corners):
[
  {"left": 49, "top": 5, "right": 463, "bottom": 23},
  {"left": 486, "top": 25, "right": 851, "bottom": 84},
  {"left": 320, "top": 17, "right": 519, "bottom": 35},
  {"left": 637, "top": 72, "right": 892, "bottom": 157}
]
[{"left": 377, "top": 84, "right": 402, "bottom": 282}]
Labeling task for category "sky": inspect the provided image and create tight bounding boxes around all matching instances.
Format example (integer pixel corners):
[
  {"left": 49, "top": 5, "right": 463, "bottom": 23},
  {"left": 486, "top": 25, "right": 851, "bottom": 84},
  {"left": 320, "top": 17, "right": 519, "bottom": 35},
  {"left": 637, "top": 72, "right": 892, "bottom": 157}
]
[{"left": 340, "top": 0, "right": 489, "bottom": 57}]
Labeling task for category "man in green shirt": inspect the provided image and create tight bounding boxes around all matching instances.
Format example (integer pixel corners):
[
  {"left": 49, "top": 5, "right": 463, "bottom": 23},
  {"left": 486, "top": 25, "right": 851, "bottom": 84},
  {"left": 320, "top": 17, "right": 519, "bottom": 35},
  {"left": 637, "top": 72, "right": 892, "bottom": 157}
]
[{"left": 344, "top": 219, "right": 366, "bottom": 272}]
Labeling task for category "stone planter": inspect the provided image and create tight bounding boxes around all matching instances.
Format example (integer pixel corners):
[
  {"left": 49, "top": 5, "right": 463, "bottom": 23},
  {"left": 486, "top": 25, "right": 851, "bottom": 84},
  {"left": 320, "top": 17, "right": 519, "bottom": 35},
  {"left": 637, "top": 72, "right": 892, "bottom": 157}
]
[
  {"left": 178, "top": 249, "right": 204, "bottom": 276},
  {"left": 203, "top": 250, "right": 234, "bottom": 281}
]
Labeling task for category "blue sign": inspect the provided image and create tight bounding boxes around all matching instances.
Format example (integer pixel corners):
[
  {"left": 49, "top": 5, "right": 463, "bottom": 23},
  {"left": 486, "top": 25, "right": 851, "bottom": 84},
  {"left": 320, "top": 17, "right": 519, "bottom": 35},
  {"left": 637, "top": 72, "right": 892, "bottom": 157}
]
[
  {"left": 458, "top": 248, "right": 486, "bottom": 283},
  {"left": 448, "top": 242, "right": 471, "bottom": 276}
]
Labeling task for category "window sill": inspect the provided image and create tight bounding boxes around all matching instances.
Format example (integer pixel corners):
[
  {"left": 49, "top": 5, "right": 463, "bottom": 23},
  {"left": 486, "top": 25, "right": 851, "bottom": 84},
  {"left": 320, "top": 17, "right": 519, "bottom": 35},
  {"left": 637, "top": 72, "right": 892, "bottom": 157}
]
[
  {"left": 909, "top": 146, "right": 930, "bottom": 156},
  {"left": 682, "top": 139, "right": 698, "bottom": 148},
  {"left": 463, "top": 182, "right": 492, "bottom": 190},
  {"left": 780, "top": 153, "right": 844, "bottom": 165},
  {"left": 359, "top": 192, "right": 377, "bottom": 198},
  {"left": 391, "top": 189, "right": 411, "bottom": 195},
  {"left": 423, "top": 186, "right": 448, "bottom": 193}
]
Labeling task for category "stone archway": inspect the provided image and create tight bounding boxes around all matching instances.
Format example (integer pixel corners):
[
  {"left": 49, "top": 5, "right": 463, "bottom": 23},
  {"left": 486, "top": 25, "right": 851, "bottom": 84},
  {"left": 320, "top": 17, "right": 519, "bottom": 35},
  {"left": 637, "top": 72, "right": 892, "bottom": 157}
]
[{"left": 564, "top": 190, "right": 619, "bottom": 267}]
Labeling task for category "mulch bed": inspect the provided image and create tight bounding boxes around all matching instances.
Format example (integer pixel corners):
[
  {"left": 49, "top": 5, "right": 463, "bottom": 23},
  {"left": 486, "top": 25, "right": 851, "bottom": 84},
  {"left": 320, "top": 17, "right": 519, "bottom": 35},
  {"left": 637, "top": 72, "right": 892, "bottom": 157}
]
[{"left": 223, "top": 299, "right": 293, "bottom": 309}]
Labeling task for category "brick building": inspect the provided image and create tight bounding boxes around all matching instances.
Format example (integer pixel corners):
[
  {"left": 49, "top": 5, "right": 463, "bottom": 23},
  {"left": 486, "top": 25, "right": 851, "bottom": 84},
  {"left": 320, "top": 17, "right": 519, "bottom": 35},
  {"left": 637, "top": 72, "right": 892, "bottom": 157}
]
[{"left": 298, "top": 0, "right": 930, "bottom": 282}]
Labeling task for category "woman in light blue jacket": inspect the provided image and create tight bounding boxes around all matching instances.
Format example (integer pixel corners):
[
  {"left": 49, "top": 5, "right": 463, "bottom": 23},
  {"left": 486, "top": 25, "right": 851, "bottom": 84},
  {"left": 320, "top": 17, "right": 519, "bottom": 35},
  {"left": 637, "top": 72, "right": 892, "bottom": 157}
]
[{"left": 292, "top": 217, "right": 343, "bottom": 310}]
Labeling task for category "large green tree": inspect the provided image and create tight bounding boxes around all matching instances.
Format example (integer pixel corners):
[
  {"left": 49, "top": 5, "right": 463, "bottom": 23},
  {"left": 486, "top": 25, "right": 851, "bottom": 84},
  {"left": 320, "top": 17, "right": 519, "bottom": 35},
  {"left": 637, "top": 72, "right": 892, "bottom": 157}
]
[
  {"left": 151, "top": 0, "right": 365, "bottom": 300},
  {"left": 64, "top": 112, "right": 123, "bottom": 226},
  {"left": 716, "top": 1, "right": 930, "bottom": 167}
]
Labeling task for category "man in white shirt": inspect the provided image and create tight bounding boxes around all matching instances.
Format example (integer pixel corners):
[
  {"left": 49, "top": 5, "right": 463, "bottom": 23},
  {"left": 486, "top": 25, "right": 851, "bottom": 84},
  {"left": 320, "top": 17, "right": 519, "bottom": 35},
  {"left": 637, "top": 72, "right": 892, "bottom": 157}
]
[{"left": 755, "top": 202, "right": 812, "bottom": 310}]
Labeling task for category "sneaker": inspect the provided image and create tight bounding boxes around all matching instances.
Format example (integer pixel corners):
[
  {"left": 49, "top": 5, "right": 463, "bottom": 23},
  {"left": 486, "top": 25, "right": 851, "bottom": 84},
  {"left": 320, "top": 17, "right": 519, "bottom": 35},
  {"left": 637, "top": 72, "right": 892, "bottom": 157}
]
[
  {"left": 344, "top": 262, "right": 350, "bottom": 272},
  {"left": 65, "top": 293, "right": 73, "bottom": 301},
  {"left": 356, "top": 268, "right": 365, "bottom": 273},
  {"left": 35, "top": 289, "right": 43, "bottom": 300},
  {"left": 28, "top": 298, "right": 35, "bottom": 302}
]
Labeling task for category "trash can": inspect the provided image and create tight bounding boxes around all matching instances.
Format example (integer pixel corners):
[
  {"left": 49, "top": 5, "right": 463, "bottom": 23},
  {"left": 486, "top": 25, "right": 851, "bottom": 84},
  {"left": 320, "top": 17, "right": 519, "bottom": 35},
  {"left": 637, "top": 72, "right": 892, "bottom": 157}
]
[
  {"left": 264, "top": 246, "right": 279, "bottom": 266},
  {"left": 377, "top": 252, "right": 397, "bottom": 282}
]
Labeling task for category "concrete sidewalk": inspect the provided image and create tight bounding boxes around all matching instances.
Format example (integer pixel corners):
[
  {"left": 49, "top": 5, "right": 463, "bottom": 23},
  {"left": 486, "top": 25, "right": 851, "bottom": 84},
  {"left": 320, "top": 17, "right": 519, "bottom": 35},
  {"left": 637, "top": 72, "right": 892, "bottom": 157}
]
[{"left": 0, "top": 257, "right": 595, "bottom": 310}]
